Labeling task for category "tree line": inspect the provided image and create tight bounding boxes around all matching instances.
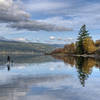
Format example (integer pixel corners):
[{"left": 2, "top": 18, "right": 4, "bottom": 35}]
[{"left": 51, "top": 25, "right": 100, "bottom": 55}]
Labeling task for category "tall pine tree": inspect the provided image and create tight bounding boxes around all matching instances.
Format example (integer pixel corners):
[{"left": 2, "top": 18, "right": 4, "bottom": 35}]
[{"left": 76, "top": 25, "right": 90, "bottom": 54}]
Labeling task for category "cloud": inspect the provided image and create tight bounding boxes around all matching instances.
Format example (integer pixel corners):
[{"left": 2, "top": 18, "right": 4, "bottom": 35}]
[
  {"left": 24, "top": 0, "right": 100, "bottom": 30},
  {"left": 57, "top": 37, "right": 62, "bottom": 40},
  {"left": 0, "top": 0, "right": 12, "bottom": 8},
  {"left": 8, "top": 20, "right": 73, "bottom": 32},
  {"left": 0, "top": 0, "right": 100, "bottom": 33},
  {"left": 0, "top": 0, "right": 72, "bottom": 32},
  {"left": 0, "top": 0, "right": 30, "bottom": 23},
  {"left": 64, "top": 38, "right": 75, "bottom": 43},
  {"left": 25, "top": 1, "right": 68, "bottom": 12},
  {"left": 49, "top": 36, "right": 55, "bottom": 40},
  {"left": 12, "top": 37, "right": 29, "bottom": 42}
]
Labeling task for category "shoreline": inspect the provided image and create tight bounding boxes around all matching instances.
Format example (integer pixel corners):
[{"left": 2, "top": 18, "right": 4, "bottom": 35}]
[{"left": 48, "top": 53, "right": 98, "bottom": 58}]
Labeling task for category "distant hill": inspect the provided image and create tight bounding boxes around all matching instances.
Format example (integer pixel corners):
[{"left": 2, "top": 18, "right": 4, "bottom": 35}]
[
  {"left": 50, "top": 44, "right": 64, "bottom": 48},
  {"left": 0, "top": 40, "right": 62, "bottom": 55}
]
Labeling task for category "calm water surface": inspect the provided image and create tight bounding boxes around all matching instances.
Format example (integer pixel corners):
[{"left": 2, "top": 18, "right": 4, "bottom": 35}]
[{"left": 0, "top": 55, "right": 100, "bottom": 100}]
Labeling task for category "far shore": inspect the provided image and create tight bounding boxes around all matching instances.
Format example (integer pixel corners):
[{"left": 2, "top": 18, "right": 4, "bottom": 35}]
[{"left": 46, "top": 53, "right": 100, "bottom": 59}]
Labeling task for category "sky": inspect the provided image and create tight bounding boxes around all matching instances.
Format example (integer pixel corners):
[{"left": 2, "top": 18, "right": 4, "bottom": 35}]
[{"left": 0, "top": 0, "right": 100, "bottom": 44}]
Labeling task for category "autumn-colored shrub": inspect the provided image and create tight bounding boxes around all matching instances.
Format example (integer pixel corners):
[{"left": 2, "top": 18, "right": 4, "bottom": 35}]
[
  {"left": 95, "top": 48, "right": 100, "bottom": 55},
  {"left": 83, "top": 37, "right": 96, "bottom": 54},
  {"left": 51, "top": 48, "right": 64, "bottom": 54},
  {"left": 51, "top": 43, "right": 76, "bottom": 54},
  {"left": 64, "top": 43, "right": 76, "bottom": 54},
  {"left": 95, "top": 40, "right": 100, "bottom": 47}
]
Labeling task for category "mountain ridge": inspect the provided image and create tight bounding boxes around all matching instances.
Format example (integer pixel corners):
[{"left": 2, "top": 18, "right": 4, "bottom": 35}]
[{"left": 0, "top": 39, "right": 63, "bottom": 55}]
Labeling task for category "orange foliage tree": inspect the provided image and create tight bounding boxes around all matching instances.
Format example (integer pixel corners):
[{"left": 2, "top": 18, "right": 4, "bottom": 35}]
[
  {"left": 51, "top": 48, "right": 64, "bottom": 54},
  {"left": 83, "top": 37, "right": 96, "bottom": 54},
  {"left": 95, "top": 40, "right": 100, "bottom": 47},
  {"left": 64, "top": 43, "right": 76, "bottom": 54}
]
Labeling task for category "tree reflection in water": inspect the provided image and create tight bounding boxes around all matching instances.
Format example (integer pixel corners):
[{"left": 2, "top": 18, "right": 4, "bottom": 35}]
[
  {"left": 52, "top": 55, "right": 97, "bottom": 87},
  {"left": 76, "top": 57, "right": 94, "bottom": 87}
]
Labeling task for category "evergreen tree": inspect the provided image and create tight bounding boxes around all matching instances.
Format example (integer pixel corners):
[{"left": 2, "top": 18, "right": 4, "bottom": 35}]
[{"left": 76, "top": 25, "right": 90, "bottom": 54}]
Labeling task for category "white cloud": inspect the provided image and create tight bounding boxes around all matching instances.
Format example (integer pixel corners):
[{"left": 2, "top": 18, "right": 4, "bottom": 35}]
[
  {"left": 49, "top": 36, "right": 55, "bottom": 40},
  {"left": 64, "top": 38, "right": 75, "bottom": 43},
  {"left": 12, "top": 37, "right": 29, "bottom": 42},
  {"left": 0, "top": 0, "right": 72, "bottom": 32},
  {"left": 0, "top": 0, "right": 100, "bottom": 34},
  {"left": 25, "top": 0, "right": 100, "bottom": 30},
  {"left": 0, "top": 0, "right": 30, "bottom": 22},
  {"left": 25, "top": 1, "right": 68, "bottom": 12},
  {"left": 0, "top": 0, "right": 12, "bottom": 8}
]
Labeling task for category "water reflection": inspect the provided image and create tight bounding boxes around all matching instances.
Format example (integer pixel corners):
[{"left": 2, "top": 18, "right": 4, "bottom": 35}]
[
  {"left": 1, "top": 54, "right": 100, "bottom": 87},
  {"left": 0, "top": 55, "right": 100, "bottom": 100},
  {"left": 7, "top": 64, "right": 10, "bottom": 71},
  {"left": 6, "top": 56, "right": 14, "bottom": 71},
  {"left": 0, "top": 55, "right": 56, "bottom": 72},
  {"left": 2, "top": 55, "right": 100, "bottom": 87},
  {"left": 52, "top": 55, "right": 100, "bottom": 87}
]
